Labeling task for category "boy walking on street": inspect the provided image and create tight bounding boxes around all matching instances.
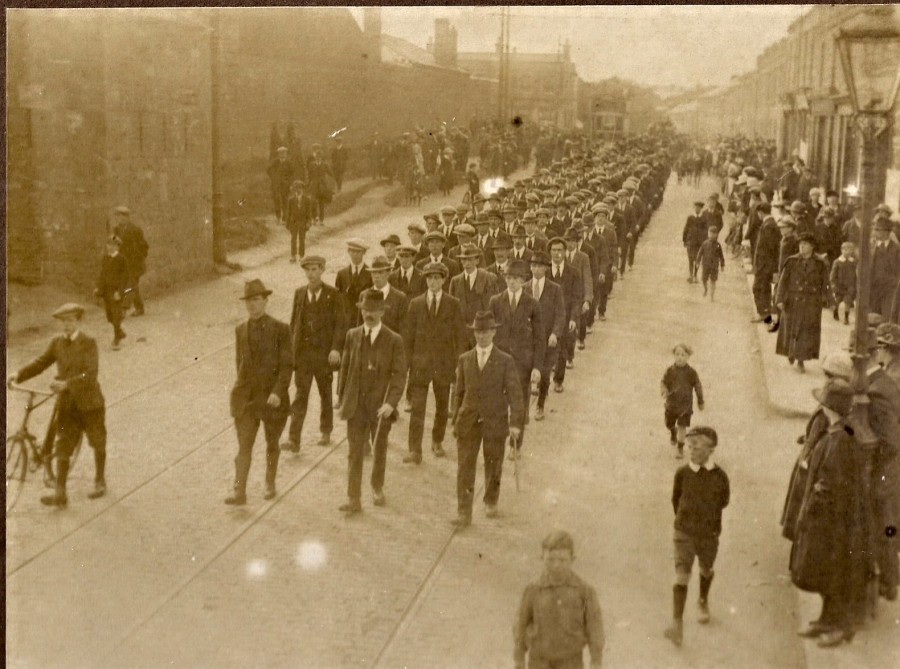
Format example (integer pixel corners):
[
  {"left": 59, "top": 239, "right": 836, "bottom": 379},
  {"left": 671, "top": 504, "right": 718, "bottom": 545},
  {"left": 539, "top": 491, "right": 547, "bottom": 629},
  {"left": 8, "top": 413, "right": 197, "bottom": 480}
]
[
  {"left": 660, "top": 344, "right": 704, "bottom": 458},
  {"left": 829, "top": 242, "right": 857, "bottom": 325},
  {"left": 696, "top": 226, "right": 725, "bottom": 300},
  {"left": 514, "top": 530, "right": 605, "bottom": 668},
  {"left": 95, "top": 235, "right": 129, "bottom": 350},
  {"left": 664, "top": 426, "right": 730, "bottom": 647}
]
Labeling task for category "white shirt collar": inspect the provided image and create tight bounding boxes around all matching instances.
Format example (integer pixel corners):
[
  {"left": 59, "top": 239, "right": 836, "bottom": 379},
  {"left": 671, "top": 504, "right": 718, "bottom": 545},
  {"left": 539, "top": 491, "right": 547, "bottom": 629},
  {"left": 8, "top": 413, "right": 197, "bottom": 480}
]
[
  {"left": 688, "top": 460, "right": 716, "bottom": 472},
  {"left": 429, "top": 289, "right": 442, "bottom": 301},
  {"left": 476, "top": 343, "right": 493, "bottom": 358},
  {"left": 350, "top": 262, "right": 365, "bottom": 272},
  {"left": 69, "top": 330, "right": 81, "bottom": 342},
  {"left": 508, "top": 288, "right": 522, "bottom": 300},
  {"left": 378, "top": 283, "right": 390, "bottom": 298},
  {"left": 363, "top": 322, "right": 382, "bottom": 340}
]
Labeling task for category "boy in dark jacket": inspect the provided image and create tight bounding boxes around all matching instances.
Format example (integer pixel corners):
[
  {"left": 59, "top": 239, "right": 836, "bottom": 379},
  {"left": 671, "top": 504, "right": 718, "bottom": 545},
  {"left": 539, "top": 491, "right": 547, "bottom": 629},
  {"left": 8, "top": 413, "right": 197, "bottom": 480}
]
[
  {"left": 829, "top": 242, "right": 857, "bottom": 325},
  {"left": 95, "top": 235, "right": 129, "bottom": 350},
  {"left": 660, "top": 343, "right": 705, "bottom": 458},
  {"left": 664, "top": 426, "right": 730, "bottom": 647},
  {"left": 696, "top": 226, "right": 726, "bottom": 300}
]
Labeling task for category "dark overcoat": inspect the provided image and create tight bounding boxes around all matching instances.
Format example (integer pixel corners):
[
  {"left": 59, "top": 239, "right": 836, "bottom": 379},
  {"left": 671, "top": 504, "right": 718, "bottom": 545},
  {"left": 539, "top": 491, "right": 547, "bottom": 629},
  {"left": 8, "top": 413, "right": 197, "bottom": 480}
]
[{"left": 775, "top": 254, "right": 829, "bottom": 360}]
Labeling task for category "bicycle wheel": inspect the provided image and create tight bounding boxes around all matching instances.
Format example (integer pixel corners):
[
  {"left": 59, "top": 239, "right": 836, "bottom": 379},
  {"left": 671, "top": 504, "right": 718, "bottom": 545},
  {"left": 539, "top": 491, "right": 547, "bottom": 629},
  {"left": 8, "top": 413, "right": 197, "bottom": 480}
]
[{"left": 6, "top": 436, "right": 28, "bottom": 513}]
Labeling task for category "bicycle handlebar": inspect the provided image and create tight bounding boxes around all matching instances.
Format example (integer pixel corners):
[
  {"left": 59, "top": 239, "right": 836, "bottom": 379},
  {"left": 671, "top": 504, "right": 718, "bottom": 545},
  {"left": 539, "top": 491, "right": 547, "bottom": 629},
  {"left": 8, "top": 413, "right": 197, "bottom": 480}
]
[{"left": 7, "top": 382, "right": 56, "bottom": 397}]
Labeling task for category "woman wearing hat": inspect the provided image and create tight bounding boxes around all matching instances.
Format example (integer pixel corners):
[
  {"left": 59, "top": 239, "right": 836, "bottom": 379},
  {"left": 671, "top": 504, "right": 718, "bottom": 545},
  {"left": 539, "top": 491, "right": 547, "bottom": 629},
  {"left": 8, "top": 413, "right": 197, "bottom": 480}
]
[{"left": 774, "top": 233, "right": 829, "bottom": 371}]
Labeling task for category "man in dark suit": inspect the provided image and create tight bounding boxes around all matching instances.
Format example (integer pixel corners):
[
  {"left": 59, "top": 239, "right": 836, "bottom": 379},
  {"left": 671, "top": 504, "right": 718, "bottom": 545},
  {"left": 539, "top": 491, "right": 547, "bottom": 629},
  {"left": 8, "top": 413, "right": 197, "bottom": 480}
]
[
  {"left": 267, "top": 146, "right": 294, "bottom": 224},
  {"left": 389, "top": 245, "right": 427, "bottom": 298},
  {"left": 330, "top": 137, "right": 349, "bottom": 192},
  {"left": 416, "top": 231, "right": 461, "bottom": 278},
  {"left": 447, "top": 223, "right": 476, "bottom": 264},
  {"left": 407, "top": 222, "right": 429, "bottom": 263},
  {"left": 525, "top": 252, "right": 566, "bottom": 421},
  {"left": 614, "top": 189, "right": 635, "bottom": 276},
  {"left": 449, "top": 244, "right": 501, "bottom": 349},
  {"left": 282, "top": 256, "right": 345, "bottom": 454},
  {"left": 752, "top": 205, "right": 780, "bottom": 323},
  {"left": 336, "top": 290, "right": 407, "bottom": 514},
  {"left": 564, "top": 226, "right": 595, "bottom": 355},
  {"left": 380, "top": 233, "right": 402, "bottom": 271},
  {"left": 306, "top": 143, "right": 334, "bottom": 224},
  {"left": 522, "top": 211, "right": 549, "bottom": 253},
  {"left": 591, "top": 206, "right": 619, "bottom": 322},
  {"left": 9, "top": 303, "right": 108, "bottom": 506},
  {"left": 450, "top": 311, "right": 524, "bottom": 528},
  {"left": 510, "top": 225, "right": 534, "bottom": 266},
  {"left": 473, "top": 214, "right": 496, "bottom": 266},
  {"left": 402, "top": 263, "right": 465, "bottom": 462},
  {"left": 547, "top": 237, "right": 583, "bottom": 393},
  {"left": 335, "top": 238, "right": 373, "bottom": 328},
  {"left": 871, "top": 217, "right": 900, "bottom": 317},
  {"left": 226, "top": 280, "right": 293, "bottom": 505},
  {"left": 489, "top": 259, "right": 544, "bottom": 453},
  {"left": 112, "top": 206, "right": 149, "bottom": 316},
  {"left": 368, "top": 255, "right": 409, "bottom": 335},
  {"left": 488, "top": 235, "right": 514, "bottom": 278}
]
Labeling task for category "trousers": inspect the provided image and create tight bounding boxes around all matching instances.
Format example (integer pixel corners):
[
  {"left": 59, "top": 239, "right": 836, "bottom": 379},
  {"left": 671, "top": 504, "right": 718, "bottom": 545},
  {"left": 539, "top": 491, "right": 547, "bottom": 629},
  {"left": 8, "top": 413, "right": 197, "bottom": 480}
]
[
  {"left": 234, "top": 411, "right": 287, "bottom": 492},
  {"left": 347, "top": 407, "right": 392, "bottom": 500},
  {"left": 288, "top": 361, "right": 333, "bottom": 442},
  {"left": 408, "top": 378, "right": 451, "bottom": 453},
  {"left": 456, "top": 425, "right": 506, "bottom": 515}
]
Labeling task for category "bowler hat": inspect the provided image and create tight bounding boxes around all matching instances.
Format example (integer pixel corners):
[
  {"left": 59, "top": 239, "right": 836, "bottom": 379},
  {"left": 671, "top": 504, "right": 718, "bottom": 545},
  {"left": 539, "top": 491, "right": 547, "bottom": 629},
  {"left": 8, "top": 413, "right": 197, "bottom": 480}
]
[
  {"left": 530, "top": 250, "right": 551, "bottom": 266},
  {"left": 380, "top": 233, "right": 401, "bottom": 247},
  {"left": 504, "top": 259, "right": 530, "bottom": 277},
  {"left": 299, "top": 254, "right": 326, "bottom": 269},
  {"left": 468, "top": 310, "right": 500, "bottom": 330},
  {"left": 369, "top": 255, "right": 393, "bottom": 272},
  {"left": 457, "top": 244, "right": 482, "bottom": 259},
  {"left": 790, "top": 200, "right": 805, "bottom": 213},
  {"left": 474, "top": 214, "right": 491, "bottom": 225},
  {"left": 421, "top": 262, "right": 449, "bottom": 278},
  {"left": 357, "top": 289, "right": 386, "bottom": 311},
  {"left": 240, "top": 279, "right": 273, "bottom": 300},
  {"left": 582, "top": 212, "right": 594, "bottom": 224},
  {"left": 812, "top": 379, "right": 853, "bottom": 416},
  {"left": 347, "top": 237, "right": 369, "bottom": 252},
  {"left": 693, "top": 200, "right": 704, "bottom": 207},
  {"left": 52, "top": 302, "right": 85, "bottom": 319},
  {"left": 563, "top": 227, "right": 582, "bottom": 241},
  {"left": 492, "top": 235, "right": 513, "bottom": 250}
]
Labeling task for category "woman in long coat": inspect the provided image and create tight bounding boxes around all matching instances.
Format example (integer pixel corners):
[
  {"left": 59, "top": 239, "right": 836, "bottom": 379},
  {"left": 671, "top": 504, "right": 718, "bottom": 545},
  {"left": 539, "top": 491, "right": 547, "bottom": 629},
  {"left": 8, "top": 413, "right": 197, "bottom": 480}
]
[
  {"left": 791, "top": 379, "right": 867, "bottom": 648},
  {"left": 775, "top": 232, "right": 830, "bottom": 371}
]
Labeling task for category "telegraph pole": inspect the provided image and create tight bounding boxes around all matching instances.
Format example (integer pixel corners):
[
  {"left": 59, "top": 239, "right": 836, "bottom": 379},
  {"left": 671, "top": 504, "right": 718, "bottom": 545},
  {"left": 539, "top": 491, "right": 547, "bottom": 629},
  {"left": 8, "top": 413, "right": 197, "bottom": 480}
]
[{"left": 497, "top": 7, "right": 510, "bottom": 123}]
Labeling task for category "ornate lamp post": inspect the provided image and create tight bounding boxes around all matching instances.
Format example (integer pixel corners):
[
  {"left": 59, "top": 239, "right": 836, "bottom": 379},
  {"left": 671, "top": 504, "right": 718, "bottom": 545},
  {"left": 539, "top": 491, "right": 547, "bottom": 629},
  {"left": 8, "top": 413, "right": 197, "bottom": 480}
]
[
  {"left": 835, "top": 8, "right": 900, "bottom": 621},
  {"left": 835, "top": 10, "right": 900, "bottom": 393}
]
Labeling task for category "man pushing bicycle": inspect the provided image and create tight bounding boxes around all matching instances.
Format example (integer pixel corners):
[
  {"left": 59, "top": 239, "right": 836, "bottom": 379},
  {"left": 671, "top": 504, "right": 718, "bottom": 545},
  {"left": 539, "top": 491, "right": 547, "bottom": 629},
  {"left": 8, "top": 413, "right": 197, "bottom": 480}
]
[{"left": 7, "top": 303, "right": 108, "bottom": 506}]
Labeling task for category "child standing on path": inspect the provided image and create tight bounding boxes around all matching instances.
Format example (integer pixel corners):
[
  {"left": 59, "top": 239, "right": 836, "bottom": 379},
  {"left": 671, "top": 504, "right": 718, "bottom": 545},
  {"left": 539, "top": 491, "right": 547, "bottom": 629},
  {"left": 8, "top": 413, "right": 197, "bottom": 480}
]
[
  {"left": 696, "top": 226, "right": 726, "bottom": 300},
  {"left": 95, "top": 235, "right": 129, "bottom": 350},
  {"left": 514, "top": 531, "right": 605, "bottom": 669},
  {"left": 664, "top": 426, "right": 730, "bottom": 648},
  {"left": 829, "top": 241, "right": 857, "bottom": 325},
  {"left": 660, "top": 344, "right": 704, "bottom": 459}
]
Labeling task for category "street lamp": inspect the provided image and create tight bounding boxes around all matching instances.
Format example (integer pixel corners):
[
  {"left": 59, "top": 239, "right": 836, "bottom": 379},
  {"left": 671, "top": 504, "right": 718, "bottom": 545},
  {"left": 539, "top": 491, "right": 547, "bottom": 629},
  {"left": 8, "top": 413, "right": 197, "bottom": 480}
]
[
  {"left": 835, "top": 9, "right": 900, "bottom": 391},
  {"left": 835, "top": 7, "right": 900, "bottom": 623}
]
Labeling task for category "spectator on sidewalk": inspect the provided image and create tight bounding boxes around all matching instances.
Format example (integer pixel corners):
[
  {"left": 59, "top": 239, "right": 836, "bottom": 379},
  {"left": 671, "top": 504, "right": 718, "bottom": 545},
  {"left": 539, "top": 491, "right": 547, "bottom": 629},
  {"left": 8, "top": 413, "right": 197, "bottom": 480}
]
[
  {"left": 95, "top": 235, "right": 129, "bottom": 350},
  {"left": 514, "top": 530, "right": 605, "bottom": 669},
  {"left": 664, "top": 426, "right": 729, "bottom": 648},
  {"left": 226, "top": 280, "right": 292, "bottom": 506},
  {"left": 870, "top": 216, "right": 900, "bottom": 317},
  {"left": 112, "top": 206, "right": 149, "bottom": 316},
  {"left": 285, "top": 180, "right": 314, "bottom": 263},
  {"left": 751, "top": 203, "right": 780, "bottom": 324},
  {"left": 267, "top": 146, "right": 294, "bottom": 224},
  {"left": 8, "top": 303, "right": 109, "bottom": 506}
]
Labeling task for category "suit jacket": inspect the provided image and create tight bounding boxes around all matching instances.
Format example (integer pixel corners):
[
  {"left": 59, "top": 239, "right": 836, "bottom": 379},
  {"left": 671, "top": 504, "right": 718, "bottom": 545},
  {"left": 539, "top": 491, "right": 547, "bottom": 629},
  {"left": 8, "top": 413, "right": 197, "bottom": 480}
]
[
  {"left": 583, "top": 229, "right": 611, "bottom": 274},
  {"left": 449, "top": 269, "right": 502, "bottom": 346},
  {"left": 567, "top": 249, "right": 594, "bottom": 304},
  {"left": 389, "top": 266, "right": 427, "bottom": 298},
  {"left": 335, "top": 265, "right": 374, "bottom": 327},
  {"left": 230, "top": 314, "right": 293, "bottom": 419},
  {"left": 113, "top": 221, "right": 149, "bottom": 276},
  {"left": 509, "top": 246, "right": 534, "bottom": 265},
  {"left": 548, "top": 262, "right": 583, "bottom": 324},
  {"left": 597, "top": 226, "right": 619, "bottom": 270},
  {"left": 525, "top": 278, "right": 566, "bottom": 342},
  {"left": 17, "top": 332, "right": 105, "bottom": 411},
  {"left": 489, "top": 291, "right": 545, "bottom": 373},
  {"left": 576, "top": 241, "right": 600, "bottom": 287},
  {"left": 289, "top": 283, "right": 346, "bottom": 361},
  {"left": 403, "top": 292, "right": 465, "bottom": 384},
  {"left": 872, "top": 240, "right": 900, "bottom": 290},
  {"left": 97, "top": 253, "right": 128, "bottom": 299},
  {"left": 380, "top": 286, "right": 409, "bottom": 335},
  {"left": 337, "top": 326, "right": 407, "bottom": 420},
  {"left": 416, "top": 254, "right": 461, "bottom": 278},
  {"left": 524, "top": 233, "right": 549, "bottom": 253},
  {"left": 474, "top": 234, "right": 495, "bottom": 266},
  {"left": 453, "top": 346, "right": 524, "bottom": 440}
]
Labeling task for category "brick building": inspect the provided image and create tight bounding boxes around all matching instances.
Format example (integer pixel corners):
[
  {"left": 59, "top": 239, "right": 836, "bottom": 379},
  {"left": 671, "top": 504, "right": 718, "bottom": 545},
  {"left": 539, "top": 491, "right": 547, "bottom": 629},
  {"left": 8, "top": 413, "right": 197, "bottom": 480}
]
[
  {"left": 666, "top": 5, "right": 900, "bottom": 209},
  {"left": 7, "top": 9, "right": 214, "bottom": 295}
]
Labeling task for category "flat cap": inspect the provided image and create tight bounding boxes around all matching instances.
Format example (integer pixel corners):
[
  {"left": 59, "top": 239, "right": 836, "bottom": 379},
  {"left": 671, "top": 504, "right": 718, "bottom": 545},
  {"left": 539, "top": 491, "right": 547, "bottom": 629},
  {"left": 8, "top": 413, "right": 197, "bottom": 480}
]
[
  {"left": 455, "top": 223, "right": 476, "bottom": 236},
  {"left": 299, "top": 254, "right": 326, "bottom": 268},
  {"left": 421, "top": 262, "right": 449, "bottom": 277},
  {"left": 424, "top": 231, "right": 447, "bottom": 244},
  {"left": 440, "top": 205, "right": 456, "bottom": 215},
  {"left": 346, "top": 237, "right": 369, "bottom": 251},
  {"left": 407, "top": 221, "right": 426, "bottom": 233},
  {"left": 53, "top": 302, "right": 85, "bottom": 319}
]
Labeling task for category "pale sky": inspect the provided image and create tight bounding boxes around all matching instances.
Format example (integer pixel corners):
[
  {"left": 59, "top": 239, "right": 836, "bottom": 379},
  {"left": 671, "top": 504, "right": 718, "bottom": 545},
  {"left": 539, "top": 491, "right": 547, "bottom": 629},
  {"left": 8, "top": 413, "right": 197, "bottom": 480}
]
[{"left": 352, "top": 5, "right": 811, "bottom": 89}]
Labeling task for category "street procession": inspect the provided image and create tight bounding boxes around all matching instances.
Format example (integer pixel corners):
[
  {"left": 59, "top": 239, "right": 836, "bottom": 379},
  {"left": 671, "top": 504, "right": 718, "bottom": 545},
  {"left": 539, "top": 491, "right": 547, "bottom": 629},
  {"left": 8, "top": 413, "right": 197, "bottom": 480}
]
[{"left": 5, "top": 5, "right": 900, "bottom": 669}]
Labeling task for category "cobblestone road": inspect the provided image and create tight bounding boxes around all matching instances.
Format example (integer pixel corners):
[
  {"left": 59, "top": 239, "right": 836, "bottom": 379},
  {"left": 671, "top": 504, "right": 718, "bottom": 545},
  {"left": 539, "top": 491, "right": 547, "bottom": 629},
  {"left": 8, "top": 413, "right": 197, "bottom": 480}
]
[{"left": 7, "top": 176, "right": 820, "bottom": 668}]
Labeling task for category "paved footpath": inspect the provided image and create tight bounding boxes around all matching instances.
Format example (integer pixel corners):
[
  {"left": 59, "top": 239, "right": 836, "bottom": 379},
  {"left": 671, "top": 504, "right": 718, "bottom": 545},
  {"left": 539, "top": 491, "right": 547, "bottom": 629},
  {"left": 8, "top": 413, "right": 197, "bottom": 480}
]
[{"left": 6, "top": 175, "right": 896, "bottom": 668}]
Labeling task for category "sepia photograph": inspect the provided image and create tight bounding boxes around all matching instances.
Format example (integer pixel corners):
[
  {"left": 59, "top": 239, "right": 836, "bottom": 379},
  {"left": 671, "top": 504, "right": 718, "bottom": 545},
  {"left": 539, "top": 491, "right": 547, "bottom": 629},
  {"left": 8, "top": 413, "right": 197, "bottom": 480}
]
[{"left": 4, "top": 4, "right": 900, "bottom": 668}]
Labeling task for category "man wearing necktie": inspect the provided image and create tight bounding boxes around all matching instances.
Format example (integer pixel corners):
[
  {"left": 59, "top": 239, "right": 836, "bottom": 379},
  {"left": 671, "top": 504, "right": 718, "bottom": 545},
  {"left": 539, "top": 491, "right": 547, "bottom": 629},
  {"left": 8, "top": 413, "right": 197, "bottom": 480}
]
[
  {"left": 226, "top": 280, "right": 293, "bottom": 505},
  {"left": 336, "top": 290, "right": 407, "bottom": 515},
  {"left": 525, "top": 252, "right": 567, "bottom": 421},
  {"left": 389, "top": 245, "right": 427, "bottom": 299},
  {"left": 563, "top": 226, "right": 594, "bottom": 358},
  {"left": 402, "top": 263, "right": 465, "bottom": 463},
  {"left": 547, "top": 238, "right": 583, "bottom": 392},
  {"left": 335, "top": 238, "right": 373, "bottom": 328},
  {"left": 489, "top": 259, "right": 544, "bottom": 455},
  {"left": 449, "top": 244, "right": 501, "bottom": 349},
  {"left": 510, "top": 225, "right": 534, "bottom": 272},
  {"left": 870, "top": 217, "right": 900, "bottom": 317},
  {"left": 450, "top": 311, "right": 524, "bottom": 528}
]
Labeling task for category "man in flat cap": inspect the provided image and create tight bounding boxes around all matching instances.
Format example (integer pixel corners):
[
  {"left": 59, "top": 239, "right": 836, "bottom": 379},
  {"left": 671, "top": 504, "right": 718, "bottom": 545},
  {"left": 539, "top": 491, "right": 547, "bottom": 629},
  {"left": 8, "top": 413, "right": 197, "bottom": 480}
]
[
  {"left": 380, "top": 233, "right": 402, "bottom": 271},
  {"left": 113, "top": 206, "right": 149, "bottom": 316},
  {"left": 403, "top": 262, "right": 465, "bottom": 462},
  {"left": 416, "top": 231, "right": 461, "bottom": 278},
  {"left": 306, "top": 143, "right": 334, "bottom": 225},
  {"left": 282, "top": 257, "right": 346, "bottom": 454},
  {"left": 390, "top": 245, "right": 427, "bottom": 299},
  {"left": 489, "top": 259, "right": 544, "bottom": 454},
  {"left": 407, "top": 222, "right": 429, "bottom": 264},
  {"left": 451, "top": 311, "right": 524, "bottom": 528},
  {"left": 227, "top": 280, "right": 292, "bottom": 505},
  {"left": 369, "top": 255, "right": 409, "bottom": 335},
  {"left": 336, "top": 289, "right": 407, "bottom": 514},
  {"left": 336, "top": 238, "right": 373, "bottom": 328},
  {"left": 9, "top": 303, "right": 108, "bottom": 506},
  {"left": 267, "top": 146, "right": 294, "bottom": 224},
  {"left": 563, "top": 226, "right": 594, "bottom": 356},
  {"left": 450, "top": 244, "right": 501, "bottom": 349}
]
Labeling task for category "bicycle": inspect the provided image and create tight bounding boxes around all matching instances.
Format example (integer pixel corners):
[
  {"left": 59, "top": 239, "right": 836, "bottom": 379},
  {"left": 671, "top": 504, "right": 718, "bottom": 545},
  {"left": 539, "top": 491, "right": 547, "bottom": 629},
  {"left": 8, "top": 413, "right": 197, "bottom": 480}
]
[{"left": 6, "top": 382, "right": 82, "bottom": 513}]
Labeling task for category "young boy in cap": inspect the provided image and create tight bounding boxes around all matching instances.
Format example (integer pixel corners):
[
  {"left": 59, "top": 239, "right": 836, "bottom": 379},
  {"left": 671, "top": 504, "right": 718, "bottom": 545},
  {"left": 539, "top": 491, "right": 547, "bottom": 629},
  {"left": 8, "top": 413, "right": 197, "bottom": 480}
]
[
  {"left": 695, "top": 226, "right": 725, "bottom": 300},
  {"left": 227, "top": 280, "right": 292, "bottom": 505},
  {"left": 514, "top": 530, "right": 605, "bottom": 669},
  {"left": 660, "top": 344, "right": 705, "bottom": 458},
  {"left": 95, "top": 234, "right": 129, "bottom": 350},
  {"left": 664, "top": 426, "right": 729, "bottom": 647},
  {"left": 829, "top": 242, "right": 857, "bottom": 325},
  {"left": 8, "top": 303, "right": 109, "bottom": 505}
]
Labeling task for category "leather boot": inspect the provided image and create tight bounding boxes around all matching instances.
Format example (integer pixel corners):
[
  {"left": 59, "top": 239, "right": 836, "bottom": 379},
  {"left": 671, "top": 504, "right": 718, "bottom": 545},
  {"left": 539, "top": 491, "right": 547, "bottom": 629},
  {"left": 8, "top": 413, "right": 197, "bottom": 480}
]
[
  {"left": 226, "top": 457, "right": 250, "bottom": 505},
  {"left": 88, "top": 449, "right": 106, "bottom": 499},
  {"left": 42, "top": 458, "right": 69, "bottom": 507},
  {"left": 264, "top": 449, "right": 279, "bottom": 500}
]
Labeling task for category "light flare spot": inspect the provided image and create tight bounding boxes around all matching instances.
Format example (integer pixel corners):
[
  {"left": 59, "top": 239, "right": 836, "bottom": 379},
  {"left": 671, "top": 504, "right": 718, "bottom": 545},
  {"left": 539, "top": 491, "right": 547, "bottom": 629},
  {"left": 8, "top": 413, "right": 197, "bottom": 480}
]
[
  {"left": 295, "top": 540, "right": 328, "bottom": 571},
  {"left": 246, "top": 559, "right": 268, "bottom": 580}
]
